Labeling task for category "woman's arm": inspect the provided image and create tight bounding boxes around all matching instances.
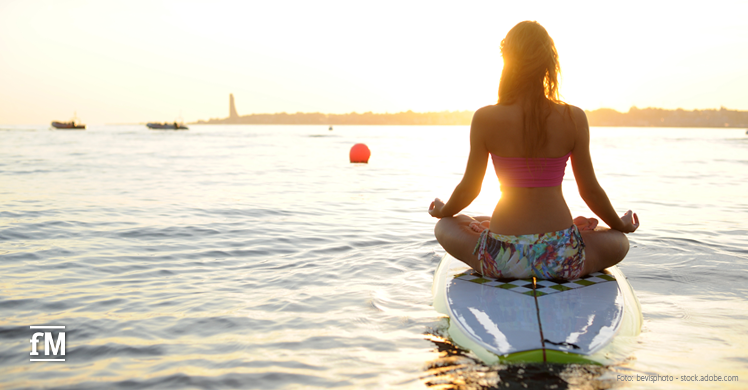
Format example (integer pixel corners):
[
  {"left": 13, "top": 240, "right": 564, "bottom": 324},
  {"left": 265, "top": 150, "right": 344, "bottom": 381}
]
[
  {"left": 429, "top": 109, "right": 490, "bottom": 218},
  {"left": 570, "top": 107, "right": 639, "bottom": 233}
]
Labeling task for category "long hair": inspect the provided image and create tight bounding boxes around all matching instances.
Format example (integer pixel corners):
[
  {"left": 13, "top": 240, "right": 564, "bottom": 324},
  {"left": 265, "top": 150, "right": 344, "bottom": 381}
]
[{"left": 498, "top": 21, "right": 565, "bottom": 158}]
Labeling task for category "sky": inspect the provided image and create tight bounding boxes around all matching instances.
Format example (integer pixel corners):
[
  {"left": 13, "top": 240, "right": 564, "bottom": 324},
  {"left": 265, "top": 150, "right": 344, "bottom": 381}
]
[{"left": 1, "top": 0, "right": 747, "bottom": 125}]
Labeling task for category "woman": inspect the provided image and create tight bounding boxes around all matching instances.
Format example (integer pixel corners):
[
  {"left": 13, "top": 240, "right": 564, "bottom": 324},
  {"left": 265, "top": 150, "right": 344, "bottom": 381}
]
[{"left": 428, "top": 21, "right": 639, "bottom": 280}]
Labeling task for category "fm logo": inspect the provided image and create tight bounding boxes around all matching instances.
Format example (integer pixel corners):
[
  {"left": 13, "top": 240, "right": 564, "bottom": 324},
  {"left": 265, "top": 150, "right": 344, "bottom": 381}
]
[{"left": 29, "top": 326, "right": 65, "bottom": 362}]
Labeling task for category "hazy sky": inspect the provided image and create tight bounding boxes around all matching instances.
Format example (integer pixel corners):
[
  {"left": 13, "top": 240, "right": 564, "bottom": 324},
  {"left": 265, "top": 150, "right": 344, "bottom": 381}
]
[{"left": 1, "top": 0, "right": 747, "bottom": 124}]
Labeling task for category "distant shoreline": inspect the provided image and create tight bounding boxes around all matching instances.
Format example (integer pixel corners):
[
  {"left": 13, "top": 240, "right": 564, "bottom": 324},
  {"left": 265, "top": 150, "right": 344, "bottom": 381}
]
[{"left": 193, "top": 107, "right": 748, "bottom": 128}]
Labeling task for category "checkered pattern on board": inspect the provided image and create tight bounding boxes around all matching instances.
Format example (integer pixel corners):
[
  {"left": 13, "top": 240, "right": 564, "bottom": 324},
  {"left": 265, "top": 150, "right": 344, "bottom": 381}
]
[{"left": 452, "top": 270, "right": 616, "bottom": 297}]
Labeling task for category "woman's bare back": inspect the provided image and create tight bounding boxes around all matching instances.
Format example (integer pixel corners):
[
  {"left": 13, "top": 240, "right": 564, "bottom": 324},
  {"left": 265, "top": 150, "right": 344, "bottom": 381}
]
[
  {"left": 479, "top": 103, "right": 577, "bottom": 158},
  {"left": 472, "top": 103, "right": 583, "bottom": 235}
]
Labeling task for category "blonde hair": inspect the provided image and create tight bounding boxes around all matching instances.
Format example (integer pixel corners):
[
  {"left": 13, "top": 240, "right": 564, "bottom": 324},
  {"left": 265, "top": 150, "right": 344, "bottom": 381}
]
[{"left": 498, "top": 21, "right": 567, "bottom": 158}]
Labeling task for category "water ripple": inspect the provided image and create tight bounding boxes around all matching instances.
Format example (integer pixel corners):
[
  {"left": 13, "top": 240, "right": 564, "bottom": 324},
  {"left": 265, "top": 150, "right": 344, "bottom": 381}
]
[{"left": 1, "top": 126, "right": 747, "bottom": 389}]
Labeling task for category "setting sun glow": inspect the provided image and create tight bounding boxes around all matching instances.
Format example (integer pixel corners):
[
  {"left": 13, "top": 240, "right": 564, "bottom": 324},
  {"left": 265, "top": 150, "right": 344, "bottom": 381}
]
[{"left": 1, "top": 0, "right": 746, "bottom": 124}]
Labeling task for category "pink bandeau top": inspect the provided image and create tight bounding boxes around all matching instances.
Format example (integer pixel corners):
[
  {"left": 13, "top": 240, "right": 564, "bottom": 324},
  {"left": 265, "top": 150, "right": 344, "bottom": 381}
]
[{"left": 490, "top": 152, "right": 572, "bottom": 187}]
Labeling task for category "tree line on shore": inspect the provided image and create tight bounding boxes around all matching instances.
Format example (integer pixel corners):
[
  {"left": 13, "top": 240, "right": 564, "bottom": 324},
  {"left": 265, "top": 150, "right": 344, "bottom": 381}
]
[
  {"left": 194, "top": 107, "right": 748, "bottom": 128},
  {"left": 585, "top": 106, "right": 747, "bottom": 128},
  {"left": 196, "top": 110, "right": 474, "bottom": 126}
]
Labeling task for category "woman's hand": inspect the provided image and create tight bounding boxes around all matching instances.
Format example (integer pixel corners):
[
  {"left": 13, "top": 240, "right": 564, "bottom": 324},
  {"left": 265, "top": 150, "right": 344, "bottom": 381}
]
[
  {"left": 428, "top": 198, "right": 446, "bottom": 219},
  {"left": 619, "top": 210, "right": 640, "bottom": 233}
]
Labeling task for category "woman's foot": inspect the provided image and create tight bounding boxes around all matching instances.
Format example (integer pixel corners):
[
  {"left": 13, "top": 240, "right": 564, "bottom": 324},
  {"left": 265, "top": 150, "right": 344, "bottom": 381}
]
[
  {"left": 573, "top": 216, "right": 599, "bottom": 231},
  {"left": 468, "top": 220, "right": 491, "bottom": 233}
]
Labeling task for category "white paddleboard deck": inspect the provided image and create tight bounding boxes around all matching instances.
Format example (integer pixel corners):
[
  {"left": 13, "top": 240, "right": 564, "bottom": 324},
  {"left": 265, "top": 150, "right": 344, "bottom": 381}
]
[{"left": 433, "top": 254, "right": 641, "bottom": 364}]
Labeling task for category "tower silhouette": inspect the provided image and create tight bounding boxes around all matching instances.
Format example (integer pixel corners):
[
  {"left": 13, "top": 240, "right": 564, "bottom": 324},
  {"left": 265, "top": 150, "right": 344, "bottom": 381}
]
[{"left": 229, "top": 94, "right": 239, "bottom": 120}]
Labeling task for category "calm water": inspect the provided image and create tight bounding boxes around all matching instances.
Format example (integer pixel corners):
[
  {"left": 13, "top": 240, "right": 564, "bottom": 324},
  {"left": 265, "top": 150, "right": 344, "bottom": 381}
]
[{"left": 1, "top": 124, "right": 746, "bottom": 389}]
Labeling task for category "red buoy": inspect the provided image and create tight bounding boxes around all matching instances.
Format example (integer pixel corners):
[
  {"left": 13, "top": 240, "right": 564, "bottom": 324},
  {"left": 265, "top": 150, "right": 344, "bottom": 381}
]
[{"left": 349, "top": 143, "right": 371, "bottom": 163}]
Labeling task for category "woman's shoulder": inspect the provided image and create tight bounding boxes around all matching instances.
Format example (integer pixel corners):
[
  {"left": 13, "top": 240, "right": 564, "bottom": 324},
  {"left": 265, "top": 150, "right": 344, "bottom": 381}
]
[
  {"left": 553, "top": 103, "right": 587, "bottom": 123},
  {"left": 471, "top": 105, "right": 525, "bottom": 140},
  {"left": 475, "top": 103, "right": 520, "bottom": 114},
  {"left": 473, "top": 104, "right": 522, "bottom": 124}
]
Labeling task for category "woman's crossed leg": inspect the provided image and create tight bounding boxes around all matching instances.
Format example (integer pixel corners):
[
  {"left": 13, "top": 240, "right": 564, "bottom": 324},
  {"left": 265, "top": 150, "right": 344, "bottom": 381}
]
[{"left": 434, "top": 215, "right": 630, "bottom": 278}]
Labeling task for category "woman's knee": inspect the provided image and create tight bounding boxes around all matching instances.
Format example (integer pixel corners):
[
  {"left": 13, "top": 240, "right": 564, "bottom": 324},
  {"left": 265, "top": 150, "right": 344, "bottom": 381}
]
[
  {"left": 434, "top": 216, "right": 461, "bottom": 243},
  {"left": 605, "top": 229, "right": 630, "bottom": 260},
  {"left": 580, "top": 228, "right": 631, "bottom": 274},
  {"left": 435, "top": 214, "right": 469, "bottom": 236},
  {"left": 433, "top": 215, "right": 481, "bottom": 264},
  {"left": 434, "top": 216, "right": 453, "bottom": 235},
  {"left": 618, "top": 231, "right": 630, "bottom": 257}
]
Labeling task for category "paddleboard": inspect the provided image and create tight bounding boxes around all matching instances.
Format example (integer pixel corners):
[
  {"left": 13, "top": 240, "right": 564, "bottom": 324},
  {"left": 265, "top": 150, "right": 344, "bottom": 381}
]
[{"left": 432, "top": 254, "right": 642, "bottom": 364}]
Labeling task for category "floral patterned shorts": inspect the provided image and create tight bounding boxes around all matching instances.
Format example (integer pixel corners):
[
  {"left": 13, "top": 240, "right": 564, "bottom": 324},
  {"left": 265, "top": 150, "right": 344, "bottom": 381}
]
[{"left": 472, "top": 224, "right": 585, "bottom": 280}]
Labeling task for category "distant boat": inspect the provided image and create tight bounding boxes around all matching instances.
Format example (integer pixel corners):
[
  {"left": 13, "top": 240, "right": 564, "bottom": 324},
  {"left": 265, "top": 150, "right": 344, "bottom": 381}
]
[
  {"left": 51, "top": 121, "right": 86, "bottom": 129},
  {"left": 147, "top": 122, "right": 188, "bottom": 130},
  {"left": 52, "top": 112, "right": 85, "bottom": 129}
]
